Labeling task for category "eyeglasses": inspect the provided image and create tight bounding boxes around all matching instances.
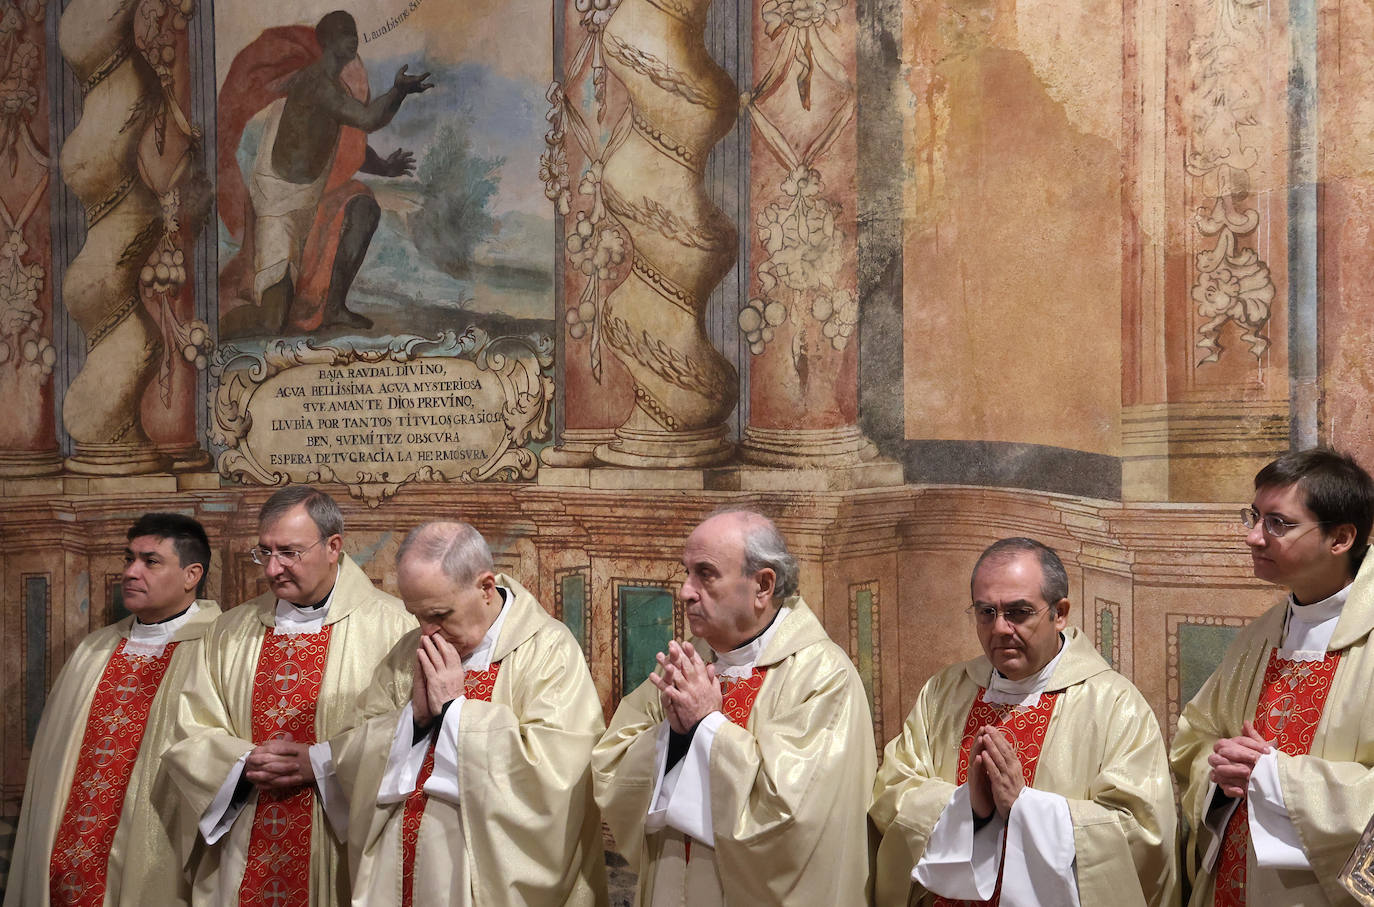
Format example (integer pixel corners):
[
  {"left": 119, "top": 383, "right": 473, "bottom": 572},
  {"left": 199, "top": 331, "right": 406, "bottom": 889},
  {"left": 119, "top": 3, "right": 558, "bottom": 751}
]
[
  {"left": 1239, "top": 507, "right": 1328, "bottom": 539},
  {"left": 965, "top": 604, "right": 1049, "bottom": 625},
  {"left": 250, "top": 539, "right": 322, "bottom": 565}
]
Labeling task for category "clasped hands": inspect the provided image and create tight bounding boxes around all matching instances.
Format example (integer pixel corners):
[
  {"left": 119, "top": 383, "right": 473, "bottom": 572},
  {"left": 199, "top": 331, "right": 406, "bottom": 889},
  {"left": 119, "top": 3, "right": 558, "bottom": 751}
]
[
  {"left": 649, "top": 640, "right": 723, "bottom": 735},
  {"left": 244, "top": 737, "right": 316, "bottom": 790},
  {"left": 968, "top": 727, "right": 1026, "bottom": 822},
  {"left": 1208, "top": 720, "right": 1275, "bottom": 798},
  {"left": 413, "top": 632, "right": 468, "bottom": 731}
]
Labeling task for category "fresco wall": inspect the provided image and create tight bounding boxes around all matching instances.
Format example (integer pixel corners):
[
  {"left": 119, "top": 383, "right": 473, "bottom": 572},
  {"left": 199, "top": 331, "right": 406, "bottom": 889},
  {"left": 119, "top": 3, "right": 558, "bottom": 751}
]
[{"left": 1, "top": 0, "right": 1369, "bottom": 888}]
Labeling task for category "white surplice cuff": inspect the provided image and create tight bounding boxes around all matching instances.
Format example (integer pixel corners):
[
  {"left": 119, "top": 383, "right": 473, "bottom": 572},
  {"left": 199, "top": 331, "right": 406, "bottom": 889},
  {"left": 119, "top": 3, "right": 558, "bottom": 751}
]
[
  {"left": 1248, "top": 751, "right": 1311, "bottom": 870},
  {"left": 913, "top": 783, "right": 1003, "bottom": 900},
  {"left": 662, "top": 711, "right": 726, "bottom": 845},
  {"left": 646, "top": 721, "right": 674, "bottom": 833},
  {"left": 1002, "top": 787, "right": 1080, "bottom": 907},
  {"left": 422, "top": 696, "right": 467, "bottom": 804},
  {"left": 644, "top": 713, "right": 726, "bottom": 845},
  {"left": 377, "top": 703, "right": 430, "bottom": 806},
  {"left": 1201, "top": 781, "right": 1241, "bottom": 873},
  {"left": 308, "top": 741, "right": 348, "bottom": 841},
  {"left": 200, "top": 751, "right": 251, "bottom": 844}
]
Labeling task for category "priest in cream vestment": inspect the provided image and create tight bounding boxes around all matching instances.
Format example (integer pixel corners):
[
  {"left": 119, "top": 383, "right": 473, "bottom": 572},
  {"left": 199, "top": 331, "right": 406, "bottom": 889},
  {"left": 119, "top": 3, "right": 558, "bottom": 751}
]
[
  {"left": 162, "top": 488, "right": 415, "bottom": 907},
  {"left": 870, "top": 538, "right": 1178, "bottom": 907},
  {"left": 594, "top": 510, "right": 876, "bottom": 905},
  {"left": 332, "top": 520, "right": 607, "bottom": 906},
  {"left": 6, "top": 513, "right": 219, "bottom": 907},
  {"left": 1172, "top": 448, "right": 1374, "bottom": 906}
]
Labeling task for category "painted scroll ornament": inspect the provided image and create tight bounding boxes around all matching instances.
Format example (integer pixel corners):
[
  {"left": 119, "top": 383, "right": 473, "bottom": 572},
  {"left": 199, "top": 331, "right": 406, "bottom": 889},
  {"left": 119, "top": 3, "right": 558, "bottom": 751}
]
[{"left": 210, "top": 329, "right": 553, "bottom": 506}]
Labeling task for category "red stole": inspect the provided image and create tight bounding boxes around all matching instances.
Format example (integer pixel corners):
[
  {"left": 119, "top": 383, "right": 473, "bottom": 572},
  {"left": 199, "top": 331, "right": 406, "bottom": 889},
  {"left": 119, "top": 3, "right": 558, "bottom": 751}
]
[
  {"left": 400, "top": 663, "right": 504, "bottom": 907},
  {"left": 1213, "top": 649, "right": 1341, "bottom": 907},
  {"left": 720, "top": 668, "right": 768, "bottom": 727},
  {"left": 48, "top": 639, "right": 179, "bottom": 907},
  {"left": 237, "top": 626, "right": 334, "bottom": 907},
  {"left": 932, "top": 689, "right": 1062, "bottom": 907}
]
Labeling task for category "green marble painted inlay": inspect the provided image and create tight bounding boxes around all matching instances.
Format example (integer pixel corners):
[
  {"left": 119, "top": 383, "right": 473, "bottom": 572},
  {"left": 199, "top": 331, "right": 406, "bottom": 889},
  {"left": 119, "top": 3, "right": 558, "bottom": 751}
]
[
  {"left": 619, "top": 585, "right": 674, "bottom": 694},
  {"left": 1098, "top": 609, "right": 1114, "bottom": 667},
  {"left": 25, "top": 576, "right": 47, "bottom": 747},
  {"left": 855, "top": 589, "right": 875, "bottom": 710},
  {"left": 1179, "top": 624, "right": 1241, "bottom": 708},
  {"left": 561, "top": 573, "right": 587, "bottom": 651}
]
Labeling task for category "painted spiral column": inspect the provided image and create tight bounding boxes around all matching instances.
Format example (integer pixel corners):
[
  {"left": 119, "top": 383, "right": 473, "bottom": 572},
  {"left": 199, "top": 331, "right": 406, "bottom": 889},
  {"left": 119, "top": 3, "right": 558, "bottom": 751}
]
[
  {"left": 57, "top": 0, "right": 169, "bottom": 474},
  {"left": 594, "top": 0, "right": 739, "bottom": 467}
]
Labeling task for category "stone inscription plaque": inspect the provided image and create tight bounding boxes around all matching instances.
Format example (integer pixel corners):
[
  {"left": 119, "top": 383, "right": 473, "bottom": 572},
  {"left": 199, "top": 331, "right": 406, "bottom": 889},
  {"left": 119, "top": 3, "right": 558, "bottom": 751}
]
[
  {"left": 250, "top": 359, "right": 501, "bottom": 471},
  {"left": 211, "top": 330, "right": 553, "bottom": 504}
]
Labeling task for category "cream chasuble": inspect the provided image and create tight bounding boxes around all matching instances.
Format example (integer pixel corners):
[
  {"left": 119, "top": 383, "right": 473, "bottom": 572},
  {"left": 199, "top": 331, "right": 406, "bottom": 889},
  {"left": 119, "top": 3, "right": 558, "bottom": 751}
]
[
  {"left": 593, "top": 597, "right": 876, "bottom": 906},
  {"left": 5, "top": 600, "right": 221, "bottom": 907},
  {"left": 1172, "top": 550, "right": 1374, "bottom": 907},
  {"left": 871, "top": 627, "right": 1178, "bottom": 907},
  {"left": 162, "top": 555, "right": 414, "bottom": 907},
  {"left": 334, "top": 574, "right": 607, "bottom": 906}
]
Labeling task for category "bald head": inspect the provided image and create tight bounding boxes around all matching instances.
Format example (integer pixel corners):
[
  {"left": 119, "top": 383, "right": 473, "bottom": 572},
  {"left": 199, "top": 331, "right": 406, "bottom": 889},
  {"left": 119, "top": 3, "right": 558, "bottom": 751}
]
[
  {"left": 396, "top": 521, "right": 500, "bottom": 658},
  {"left": 396, "top": 521, "right": 494, "bottom": 585}
]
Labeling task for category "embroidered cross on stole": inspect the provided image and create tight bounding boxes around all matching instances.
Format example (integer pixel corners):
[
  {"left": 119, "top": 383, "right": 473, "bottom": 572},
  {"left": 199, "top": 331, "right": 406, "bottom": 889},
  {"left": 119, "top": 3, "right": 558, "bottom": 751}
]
[
  {"left": 1213, "top": 649, "right": 1341, "bottom": 907},
  {"left": 48, "top": 639, "right": 179, "bottom": 907},
  {"left": 399, "top": 662, "right": 504, "bottom": 907},
  {"left": 931, "top": 689, "right": 1062, "bottom": 907},
  {"left": 237, "top": 626, "right": 334, "bottom": 907}
]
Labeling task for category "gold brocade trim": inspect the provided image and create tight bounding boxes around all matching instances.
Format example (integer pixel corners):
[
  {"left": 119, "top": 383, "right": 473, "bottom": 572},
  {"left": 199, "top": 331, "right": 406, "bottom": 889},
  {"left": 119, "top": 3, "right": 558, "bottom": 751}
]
[
  {"left": 86, "top": 173, "right": 135, "bottom": 227},
  {"left": 633, "top": 254, "right": 697, "bottom": 315},
  {"left": 86, "top": 293, "right": 140, "bottom": 351},
  {"left": 632, "top": 109, "right": 699, "bottom": 171},
  {"left": 83, "top": 40, "right": 134, "bottom": 95}
]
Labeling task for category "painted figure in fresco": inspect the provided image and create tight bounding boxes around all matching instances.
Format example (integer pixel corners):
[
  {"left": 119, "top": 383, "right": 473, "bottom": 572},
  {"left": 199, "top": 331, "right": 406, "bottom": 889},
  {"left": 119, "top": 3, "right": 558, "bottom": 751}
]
[
  {"left": 593, "top": 509, "right": 875, "bottom": 905},
  {"left": 870, "top": 537, "right": 1178, "bottom": 907},
  {"left": 162, "top": 486, "right": 415, "bottom": 906},
  {"left": 1172, "top": 449, "right": 1374, "bottom": 906},
  {"left": 329, "top": 521, "right": 608, "bottom": 905},
  {"left": 6, "top": 514, "right": 220, "bottom": 907},
  {"left": 218, "top": 11, "right": 432, "bottom": 338}
]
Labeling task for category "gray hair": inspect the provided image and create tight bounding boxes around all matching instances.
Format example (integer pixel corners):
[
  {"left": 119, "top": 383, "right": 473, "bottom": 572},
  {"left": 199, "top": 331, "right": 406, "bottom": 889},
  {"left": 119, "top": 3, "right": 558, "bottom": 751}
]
[
  {"left": 259, "top": 486, "right": 343, "bottom": 539},
  {"left": 969, "top": 537, "right": 1069, "bottom": 605},
  {"left": 397, "top": 521, "right": 494, "bottom": 586},
  {"left": 711, "top": 507, "right": 800, "bottom": 603}
]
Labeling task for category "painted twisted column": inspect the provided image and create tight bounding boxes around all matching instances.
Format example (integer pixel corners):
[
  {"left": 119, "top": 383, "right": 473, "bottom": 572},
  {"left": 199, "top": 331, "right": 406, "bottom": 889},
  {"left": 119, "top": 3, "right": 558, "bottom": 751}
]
[
  {"left": 0, "top": 0, "right": 61, "bottom": 477},
  {"left": 57, "top": 0, "right": 169, "bottom": 474},
  {"left": 594, "top": 0, "right": 739, "bottom": 467}
]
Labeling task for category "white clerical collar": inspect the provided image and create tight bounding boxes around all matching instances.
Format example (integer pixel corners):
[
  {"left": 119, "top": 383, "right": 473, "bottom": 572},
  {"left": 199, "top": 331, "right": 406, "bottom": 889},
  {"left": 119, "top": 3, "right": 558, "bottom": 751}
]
[
  {"left": 712, "top": 606, "right": 788, "bottom": 678},
  {"left": 274, "top": 566, "right": 341, "bottom": 635},
  {"left": 1281, "top": 582, "right": 1351, "bottom": 660},
  {"left": 126, "top": 601, "right": 201, "bottom": 657},
  {"left": 462, "top": 586, "right": 511, "bottom": 672},
  {"left": 983, "top": 633, "right": 1068, "bottom": 707}
]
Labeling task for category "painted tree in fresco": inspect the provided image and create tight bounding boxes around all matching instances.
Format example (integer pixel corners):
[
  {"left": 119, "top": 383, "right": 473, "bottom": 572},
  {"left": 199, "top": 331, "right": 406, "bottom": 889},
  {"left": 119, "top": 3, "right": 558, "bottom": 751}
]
[{"left": 409, "top": 121, "right": 503, "bottom": 278}]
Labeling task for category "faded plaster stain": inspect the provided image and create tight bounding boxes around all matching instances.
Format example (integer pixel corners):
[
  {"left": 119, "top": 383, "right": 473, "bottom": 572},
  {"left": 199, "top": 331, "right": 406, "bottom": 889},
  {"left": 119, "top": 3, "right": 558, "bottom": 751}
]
[
  {"left": 902, "top": 0, "right": 1123, "bottom": 454},
  {"left": 350, "top": 531, "right": 395, "bottom": 568},
  {"left": 1016, "top": 0, "right": 1122, "bottom": 148}
]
